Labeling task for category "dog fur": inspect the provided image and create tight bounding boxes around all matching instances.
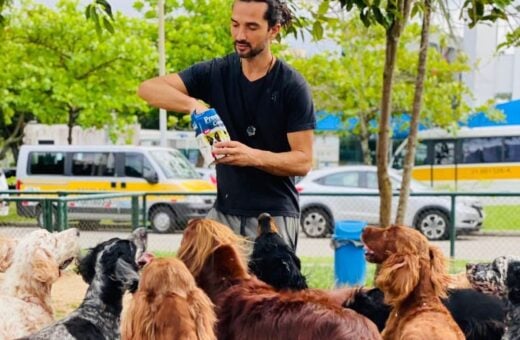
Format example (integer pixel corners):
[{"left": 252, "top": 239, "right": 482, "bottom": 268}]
[
  {"left": 178, "top": 219, "right": 382, "bottom": 340},
  {"left": 345, "top": 287, "right": 507, "bottom": 340},
  {"left": 248, "top": 213, "right": 307, "bottom": 291},
  {"left": 122, "top": 257, "right": 216, "bottom": 340},
  {"left": 20, "top": 228, "right": 148, "bottom": 340},
  {"left": 0, "top": 228, "right": 80, "bottom": 339},
  {"left": 466, "top": 256, "right": 520, "bottom": 340},
  {"left": 0, "top": 235, "right": 18, "bottom": 272},
  {"left": 362, "top": 225, "right": 465, "bottom": 340}
]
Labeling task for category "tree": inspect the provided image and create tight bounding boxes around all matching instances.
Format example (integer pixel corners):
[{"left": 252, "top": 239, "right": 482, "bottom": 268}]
[
  {"left": 289, "top": 19, "right": 477, "bottom": 164},
  {"left": 395, "top": 0, "right": 432, "bottom": 225},
  {"left": 0, "top": 0, "right": 157, "bottom": 148}
]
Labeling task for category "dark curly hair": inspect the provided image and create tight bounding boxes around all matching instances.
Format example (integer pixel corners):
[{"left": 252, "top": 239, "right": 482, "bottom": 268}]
[{"left": 236, "top": 0, "right": 292, "bottom": 28}]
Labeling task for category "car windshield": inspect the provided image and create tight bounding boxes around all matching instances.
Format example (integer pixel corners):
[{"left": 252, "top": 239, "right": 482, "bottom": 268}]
[{"left": 149, "top": 150, "right": 200, "bottom": 179}]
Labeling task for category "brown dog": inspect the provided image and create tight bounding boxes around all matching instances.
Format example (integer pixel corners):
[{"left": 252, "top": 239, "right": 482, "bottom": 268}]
[
  {"left": 122, "top": 257, "right": 216, "bottom": 340},
  {"left": 362, "top": 225, "right": 464, "bottom": 340}
]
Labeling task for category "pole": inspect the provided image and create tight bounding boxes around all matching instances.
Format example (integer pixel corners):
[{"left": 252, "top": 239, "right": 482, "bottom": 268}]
[{"left": 158, "top": 0, "right": 167, "bottom": 147}]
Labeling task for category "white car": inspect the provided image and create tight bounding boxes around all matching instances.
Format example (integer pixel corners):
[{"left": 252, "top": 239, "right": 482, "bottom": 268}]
[{"left": 297, "top": 165, "right": 484, "bottom": 241}]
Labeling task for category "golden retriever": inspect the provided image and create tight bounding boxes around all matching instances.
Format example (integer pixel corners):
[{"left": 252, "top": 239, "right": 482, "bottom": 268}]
[
  {"left": 122, "top": 257, "right": 216, "bottom": 340},
  {"left": 0, "top": 228, "right": 80, "bottom": 339}
]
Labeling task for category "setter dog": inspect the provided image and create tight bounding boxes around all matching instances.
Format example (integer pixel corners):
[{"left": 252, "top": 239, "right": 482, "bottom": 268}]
[
  {"left": 362, "top": 225, "right": 464, "bottom": 340},
  {"left": 0, "top": 228, "right": 80, "bottom": 339},
  {"left": 122, "top": 257, "right": 216, "bottom": 340},
  {"left": 178, "top": 219, "right": 381, "bottom": 340}
]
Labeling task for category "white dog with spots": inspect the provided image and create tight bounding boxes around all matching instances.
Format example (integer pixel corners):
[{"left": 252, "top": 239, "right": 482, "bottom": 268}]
[{"left": 0, "top": 228, "right": 80, "bottom": 340}]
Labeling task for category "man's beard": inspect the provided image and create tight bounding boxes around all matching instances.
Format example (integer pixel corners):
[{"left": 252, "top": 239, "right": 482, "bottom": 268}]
[{"left": 234, "top": 40, "right": 265, "bottom": 58}]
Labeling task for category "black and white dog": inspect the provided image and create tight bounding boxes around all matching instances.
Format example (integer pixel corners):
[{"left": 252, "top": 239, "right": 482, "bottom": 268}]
[
  {"left": 467, "top": 256, "right": 520, "bottom": 340},
  {"left": 20, "top": 228, "right": 150, "bottom": 340}
]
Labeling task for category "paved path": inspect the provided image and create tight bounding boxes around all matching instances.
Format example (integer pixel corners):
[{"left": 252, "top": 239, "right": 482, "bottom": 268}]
[{"left": 1, "top": 227, "right": 518, "bottom": 261}]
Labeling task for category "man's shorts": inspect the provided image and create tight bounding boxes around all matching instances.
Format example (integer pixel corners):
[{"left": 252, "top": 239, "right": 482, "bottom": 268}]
[{"left": 206, "top": 208, "right": 300, "bottom": 251}]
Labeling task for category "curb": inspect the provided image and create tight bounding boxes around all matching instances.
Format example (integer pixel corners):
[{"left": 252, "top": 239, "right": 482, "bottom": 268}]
[{"left": 473, "top": 231, "right": 520, "bottom": 237}]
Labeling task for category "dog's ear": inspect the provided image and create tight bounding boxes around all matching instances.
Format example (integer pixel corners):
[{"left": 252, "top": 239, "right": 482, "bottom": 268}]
[
  {"left": 32, "top": 248, "right": 59, "bottom": 283},
  {"left": 210, "top": 244, "right": 249, "bottom": 280},
  {"left": 428, "top": 245, "right": 450, "bottom": 298},
  {"left": 78, "top": 246, "right": 98, "bottom": 284},
  {"left": 376, "top": 253, "right": 420, "bottom": 305},
  {"left": 507, "top": 262, "right": 520, "bottom": 304},
  {"left": 0, "top": 238, "right": 17, "bottom": 272}
]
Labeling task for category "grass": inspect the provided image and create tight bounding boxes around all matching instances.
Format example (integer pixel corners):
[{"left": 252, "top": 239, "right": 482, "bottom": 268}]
[
  {"left": 483, "top": 205, "right": 520, "bottom": 231},
  {"left": 301, "top": 256, "right": 469, "bottom": 289}
]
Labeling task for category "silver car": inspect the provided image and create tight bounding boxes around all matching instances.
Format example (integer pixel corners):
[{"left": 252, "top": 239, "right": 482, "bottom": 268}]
[{"left": 297, "top": 165, "right": 484, "bottom": 240}]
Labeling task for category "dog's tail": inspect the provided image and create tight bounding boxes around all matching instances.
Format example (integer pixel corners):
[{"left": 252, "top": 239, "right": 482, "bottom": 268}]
[{"left": 258, "top": 213, "right": 278, "bottom": 235}]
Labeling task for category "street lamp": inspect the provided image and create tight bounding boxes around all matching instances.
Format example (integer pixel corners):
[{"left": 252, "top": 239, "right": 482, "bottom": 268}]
[{"left": 158, "top": 0, "right": 167, "bottom": 147}]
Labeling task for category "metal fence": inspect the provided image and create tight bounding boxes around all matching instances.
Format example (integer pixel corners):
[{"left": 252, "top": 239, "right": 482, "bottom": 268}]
[{"left": 0, "top": 190, "right": 518, "bottom": 261}]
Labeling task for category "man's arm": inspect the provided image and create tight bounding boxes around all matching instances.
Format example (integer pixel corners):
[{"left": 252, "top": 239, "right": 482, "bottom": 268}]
[
  {"left": 137, "top": 74, "right": 207, "bottom": 113},
  {"left": 213, "top": 130, "right": 314, "bottom": 177}
]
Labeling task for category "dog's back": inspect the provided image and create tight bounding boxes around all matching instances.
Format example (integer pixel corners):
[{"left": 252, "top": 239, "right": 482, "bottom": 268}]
[{"left": 249, "top": 213, "right": 307, "bottom": 291}]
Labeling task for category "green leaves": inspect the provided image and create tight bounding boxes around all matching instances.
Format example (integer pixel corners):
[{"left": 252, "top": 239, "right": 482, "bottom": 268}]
[{"left": 85, "top": 0, "right": 114, "bottom": 35}]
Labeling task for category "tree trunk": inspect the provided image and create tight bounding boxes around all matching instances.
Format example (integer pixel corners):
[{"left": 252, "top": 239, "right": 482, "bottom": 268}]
[
  {"left": 377, "top": 0, "right": 412, "bottom": 227},
  {"left": 396, "top": 0, "right": 432, "bottom": 225},
  {"left": 67, "top": 108, "right": 79, "bottom": 145},
  {"left": 0, "top": 111, "right": 25, "bottom": 160},
  {"left": 359, "top": 113, "right": 372, "bottom": 165}
]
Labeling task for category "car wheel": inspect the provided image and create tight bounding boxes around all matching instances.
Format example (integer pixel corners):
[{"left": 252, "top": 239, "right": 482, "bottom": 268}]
[
  {"left": 36, "top": 205, "right": 57, "bottom": 229},
  {"left": 415, "top": 209, "right": 450, "bottom": 241},
  {"left": 301, "top": 207, "right": 332, "bottom": 238},
  {"left": 150, "top": 206, "right": 175, "bottom": 233}
]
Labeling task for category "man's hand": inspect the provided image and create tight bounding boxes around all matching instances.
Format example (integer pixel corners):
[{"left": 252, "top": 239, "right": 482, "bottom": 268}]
[{"left": 213, "top": 141, "right": 261, "bottom": 167}]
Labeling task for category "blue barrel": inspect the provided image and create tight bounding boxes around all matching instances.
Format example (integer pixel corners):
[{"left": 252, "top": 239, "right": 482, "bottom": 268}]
[{"left": 332, "top": 220, "right": 367, "bottom": 286}]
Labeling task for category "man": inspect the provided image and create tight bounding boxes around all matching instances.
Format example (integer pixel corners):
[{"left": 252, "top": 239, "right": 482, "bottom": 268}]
[{"left": 138, "top": 0, "right": 315, "bottom": 250}]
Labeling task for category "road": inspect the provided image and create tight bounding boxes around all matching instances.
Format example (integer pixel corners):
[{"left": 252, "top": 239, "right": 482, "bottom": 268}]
[{"left": 1, "top": 227, "right": 518, "bottom": 261}]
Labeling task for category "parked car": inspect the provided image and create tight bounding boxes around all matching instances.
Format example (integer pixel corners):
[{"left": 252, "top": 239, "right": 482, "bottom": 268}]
[
  {"left": 297, "top": 165, "right": 484, "bottom": 241},
  {"left": 196, "top": 167, "right": 217, "bottom": 186},
  {"left": 15, "top": 145, "right": 216, "bottom": 233}
]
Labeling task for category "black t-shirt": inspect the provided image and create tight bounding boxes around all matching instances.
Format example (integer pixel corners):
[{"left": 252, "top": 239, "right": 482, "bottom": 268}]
[{"left": 179, "top": 53, "right": 315, "bottom": 217}]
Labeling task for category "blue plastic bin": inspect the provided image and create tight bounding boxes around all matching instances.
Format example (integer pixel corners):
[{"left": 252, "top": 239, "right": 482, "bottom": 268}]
[{"left": 332, "top": 220, "right": 367, "bottom": 286}]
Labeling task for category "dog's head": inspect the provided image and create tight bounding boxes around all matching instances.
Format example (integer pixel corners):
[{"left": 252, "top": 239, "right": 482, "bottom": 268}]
[
  {"left": 10, "top": 228, "right": 80, "bottom": 285},
  {"left": 466, "top": 256, "right": 520, "bottom": 303},
  {"left": 257, "top": 213, "right": 278, "bottom": 235},
  {"left": 139, "top": 257, "right": 196, "bottom": 298},
  {"left": 362, "top": 225, "right": 449, "bottom": 305},
  {"left": 0, "top": 236, "right": 19, "bottom": 272},
  {"left": 78, "top": 229, "right": 149, "bottom": 293},
  {"left": 178, "top": 219, "right": 250, "bottom": 278}
]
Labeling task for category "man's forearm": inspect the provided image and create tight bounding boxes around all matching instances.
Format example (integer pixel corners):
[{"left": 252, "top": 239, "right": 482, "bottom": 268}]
[
  {"left": 255, "top": 149, "right": 312, "bottom": 177},
  {"left": 138, "top": 75, "right": 206, "bottom": 113}
]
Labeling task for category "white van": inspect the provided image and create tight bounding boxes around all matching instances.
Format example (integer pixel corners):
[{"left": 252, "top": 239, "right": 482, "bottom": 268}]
[{"left": 15, "top": 145, "right": 216, "bottom": 232}]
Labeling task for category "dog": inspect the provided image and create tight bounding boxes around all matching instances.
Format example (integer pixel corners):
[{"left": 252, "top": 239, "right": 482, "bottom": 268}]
[
  {"left": 20, "top": 228, "right": 150, "bottom": 340},
  {"left": 362, "top": 225, "right": 465, "bottom": 339},
  {"left": 248, "top": 213, "right": 307, "bottom": 291},
  {"left": 0, "top": 235, "right": 18, "bottom": 272},
  {"left": 178, "top": 219, "right": 381, "bottom": 340},
  {"left": 467, "top": 255, "right": 520, "bottom": 340},
  {"left": 345, "top": 287, "right": 507, "bottom": 340},
  {"left": 122, "top": 257, "right": 216, "bottom": 340},
  {"left": 0, "top": 228, "right": 80, "bottom": 340}
]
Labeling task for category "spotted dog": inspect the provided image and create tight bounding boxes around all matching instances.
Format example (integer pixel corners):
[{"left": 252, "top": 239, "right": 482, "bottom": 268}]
[
  {"left": 467, "top": 256, "right": 520, "bottom": 340},
  {"left": 21, "top": 228, "right": 151, "bottom": 340}
]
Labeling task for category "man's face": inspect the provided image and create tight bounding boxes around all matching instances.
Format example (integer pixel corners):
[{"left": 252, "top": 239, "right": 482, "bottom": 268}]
[{"left": 231, "top": 1, "right": 278, "bottom": 58}]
